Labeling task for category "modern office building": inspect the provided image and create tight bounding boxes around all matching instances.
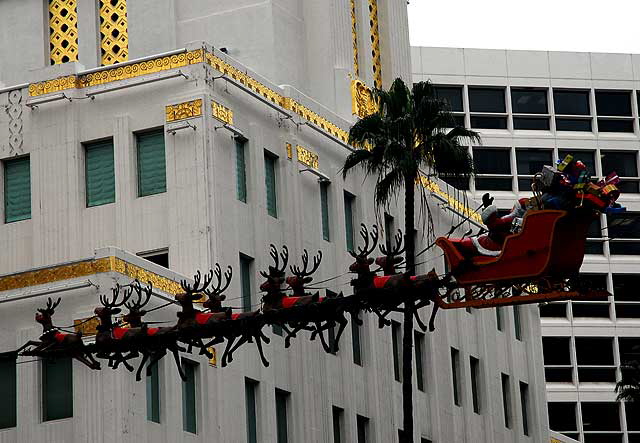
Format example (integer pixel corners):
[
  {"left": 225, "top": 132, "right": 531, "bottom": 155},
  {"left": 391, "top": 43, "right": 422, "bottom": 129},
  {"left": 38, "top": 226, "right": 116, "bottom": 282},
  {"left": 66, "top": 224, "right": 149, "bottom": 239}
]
[
  {"left": 0, "top": 1, "right": 555, "bottom": 443},
  {"left": 412, "top": 46, "right": 640, "bottom": 443}
]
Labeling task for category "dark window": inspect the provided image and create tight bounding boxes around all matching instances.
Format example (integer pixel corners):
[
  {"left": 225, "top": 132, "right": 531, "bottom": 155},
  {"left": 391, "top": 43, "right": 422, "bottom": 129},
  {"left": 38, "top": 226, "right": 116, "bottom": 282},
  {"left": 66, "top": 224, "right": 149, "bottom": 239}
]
[
  {"left": 539, "top": 302, "right": 567, "bottom": 318},
  {"left": 548, "top": 402, "right": 577, "bottom": 432},
  {"left": 584, "top": 434, "right": 623, "bottom": 443},
  {"left": 332, "top": 406, "right": 344, "bottom": 443},
  {"left": 236, "top": 138, "right": 247, "bottom": 202},
  {"left": 344, "top": 192, "right": 356, "bottom": 252},
  {"left": 321, "top": 182, "right": 331, "bottom": 241},
  {"left": 516, "top": 149, "right": 552, "bottom": 190},
  {"left": 582, "top": 402, "right": 620, "bottom": 431},
  {"left": 473, "top": 148, "right": 512, "bottom": 191},
  {"left": 451, "top": 348, "right": 461, "bottom": 406},
  {"left": 556, "top": 118, "right": 592, "bottom": 132},
  {"left": 470, "top": 115, "right": 507, "bottom": 129},
  {"left": 513, "top": 305, "right": 522, "bottom": 341},
  {"left": 441, "top": 174, "right": 470, "bottom": 190},
  {"left": 469, "top": 87, "right": 506, "bottom": 113},
  {"left": 543, "top": 337, "right": 571, "bottom": 365},
  {"left": 391, "top": 321, "right": 402, "bottom": 382},
  {"left": 4, "top": 156, "right": 31, "bottom": 223},
  {"left": 572, "top": 303, "right": 610, "bottom": 318},
  {"left": 139, "top": 250, "right": 169, "bottom": 268},
  {"left": 245, "top": 379, "right": 258, "bottom": 443},
  {"left": 137, "top": 129, "right": 166, "bottom": 197},
  {"left": 619, "top": 338, "right": 640, "bottom": 364},
  {"left": 240, "top": 254, "right": 254, "bottom": 312},
  {"left": 613, "top": 274, "right": 640, "bottom": 301},
  {"left": 501, "top": 373, "right": 511, "bottom": 428},
  {"left": 415, "top": 331, "right": 425, "bottom": 392},
  {"left": 608, "top": 213, "right": 640, "bottom": 254},
  {"left": 598, "top": 119, "right": 634, "bottom": 133},
  {"left": 519, "top": 382, "right": 529, "bottom": 436},
  {"left": 356, "top": 415, "right": 369, "bottom": 443},
  {"left": 470, "top": 356, "right": 481, "bottom": 414},
  {"left": 0, "top": 353, "right": 16, "bottom": 429},
  {"left": 554, "top": 90, "right": 590, "bottom": 115},
  {"left": 275, "top": 389, "right": 289, "bottom": 443},
  {"left": 575, "top": 337, "right": 613, "bottom": 365},
  {"left": 626, "top": 402, "right": 640, "bottom": 431},
  {"left": 595, "top": 91, "right": 632, "bottom": 116},
  {"left": 264, "top": 152, "right": 278, "bottom": 217},
  {"left": 513, "top": 117, "right": 550, "bottom": 130},
  {"left": 434, "top": 86, "right": 463, "bottom": 112},
  {"left": 601, "top": 151, "right": 639, "bottom": 193},
  {"left": 496, "top": 306, "right": 504, "bottom": 330},
  {"left": 558, "top": 150, "right": 596, "bottom": 176},
  {"left": 512, "top": 88, "right": 548, "bottom": 114},
  {"left": 85, "top": 139, "right": 115, "bottom": 207},
  {"left": 43, "top": 357, "right": 73, "bottom": 421},
  {"left": 181, "top": 360, "right": 197, "bottom": 433},
  {"left": 585, "top": 217, "right": 604, "bottom": 254},
  {"left": 352, "top": 316, "right": 362, "bottom": 366},
  {"left": 384, "top": 213, "right": 395, "bottom": 251},
  {"left": 146, "top": 362, "right": 160, "bottom": 423}
]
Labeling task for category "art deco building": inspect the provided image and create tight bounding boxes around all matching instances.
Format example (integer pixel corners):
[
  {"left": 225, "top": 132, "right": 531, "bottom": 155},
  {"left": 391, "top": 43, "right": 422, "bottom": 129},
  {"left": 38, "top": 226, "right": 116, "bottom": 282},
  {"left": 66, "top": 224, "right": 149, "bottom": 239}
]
[
  {"left": 412, "top": 46, "right": 640, "bottom": 443},
  {"left": 0, "top": 1, "right": 552, "bottom": 442}
]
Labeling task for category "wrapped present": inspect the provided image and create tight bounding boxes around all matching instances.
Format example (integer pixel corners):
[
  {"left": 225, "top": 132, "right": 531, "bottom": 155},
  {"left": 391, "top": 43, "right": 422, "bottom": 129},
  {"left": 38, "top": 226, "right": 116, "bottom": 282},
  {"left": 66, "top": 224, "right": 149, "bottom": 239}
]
[{"left": 557, "top": 154, "right": 573, "bottom": 172}]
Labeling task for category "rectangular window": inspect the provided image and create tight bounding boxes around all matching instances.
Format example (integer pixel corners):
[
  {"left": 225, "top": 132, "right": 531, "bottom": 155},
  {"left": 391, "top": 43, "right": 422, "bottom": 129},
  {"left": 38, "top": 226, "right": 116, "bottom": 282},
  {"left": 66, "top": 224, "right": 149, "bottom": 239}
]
[
  {"left": 146, "top": 362, "right": 160, "bottom": 423},
  {"left": 511, "top": 88, "right": 550, "bottom": 130},
  {"left": 496, "top": 306, "right": 504, "bottom": 331},
  {"left": 554, "top": 89, "right": 592, "bottom": 132},
  {"left": 391, "top": 321, "right": 402, "bottom": 382},
  {"left": 596, "top": 90, "right": 634, "bottom": 133},
  {"left": 548, "top": 402, "right": 578, "bottom": 441},
  {"left": 542, "top": 337, "right": 573, "bottom": 383},
  {"left": 501, "top": 373, "right": 511, "bottom": 428},
  {"left": 513, "top": 305, "right": 522, "bottom": 341},
  {"left": 182, "top": 360, "right": 197, "bottom": 433},
  {"left": 236, "top": 138, "right": 247, "bottom": 202},
  {"left": 384, "top": 213, "right": 395, "bottom": 251},
  {"left": 582, "top": 402, "right": 621, "bottom": 431},
  {"left": 240, "top": 254, "right": 254, "bottom": 312},
  {"left": 614, "top": 275, "right": 640, "bottom": 318},
  {"left": 539, "top": 302, "right": 567, "bottom": 318},
  {"left": 469, "top": 87, "right": 507, "bottom": 129},
  {"left": 4, "top": 156, "right": 31, "bottom": 222},
  {"left": 519, "top": 382, "right": 529, "bottom": 436},
  {"left": 85, "top": 139, "right": 115, "bottom": 207},
  {"left": 352, "top": 316, "right": 362, "bottom": 366},
  {"left": 434, "top": 85, "right": 465, "bottom": 127},
  {"left": 43, "top": 357, "right": 73, "bottom": 421},
  {"left": 356, "top": 415, "right": 369, "bottom": 443},
  {"left": 451, "top": 347, "right": 461, "bottom": 406},
  {"left": 415, "top": 331, "right": 425, "bottom": 392},
  {"left": 575, "top": 337, "right": 616, "bottom": 383},
  {"left": 572, "top": 274, "right": 609, "bottom": 319},
  {"left": 138, "top": 249, "right": 169, "bottom": 269},
  {"left": 516, "top": 148, "right": 552, "bottom": 191},
  {"left": 472, "top": 148, "right": 512, "bottom": 191},
  {"left": 321, "top": 182, "right": 331, "bottom": 241},
  {"left": 344, "top": 192, "right": 355, "bottom": 252},
  {"left": 558, "top": 149, "right": 597, "bottom": 176},
  {"left": 608, "top": 213, "right": 640, "bottom": 255},
  {"left": 0, "top": 353, "right": 16, "bottom": 429},
  {"left": 601, "top": 151, "right": 639, "bottom": 193},
  {"left": 332, "top": 406, "right": 344, "bottom": 443},
  {"left": 470, "top": 356, "right": 480, "bottom": 414},
  {"left": 245, "top": 378, "right": 258, "bottom": 443},
  {"left": 275, "top": 389, "right": 289, "bottom": 443},
  {"left": 264, "top": 152, "right": 278, "bottom": 217},
  {"left": 137, "top": 130, "right": 166, "bottom": 197}
]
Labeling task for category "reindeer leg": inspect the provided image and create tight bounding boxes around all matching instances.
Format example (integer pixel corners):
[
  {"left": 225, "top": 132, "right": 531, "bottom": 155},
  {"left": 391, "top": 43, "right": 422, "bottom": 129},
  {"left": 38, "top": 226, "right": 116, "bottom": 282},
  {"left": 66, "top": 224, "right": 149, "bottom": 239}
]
[
  {"left": 170, "top": 347, "right": 187, "bottom": 382},
  {"left": 253, "top": 334, "right": 270, "bottom": 368},
  {"left": 284, "top": 326, "right": 302, "bottom": 348},
  {"left": 413, "top": 310, "right": 428, "bottom": 332},
  {"left": 135, "top": 352, "right": 150, "bottom": 382},
  {"left": 316, "top": 328, "right": 331, "bottom": 353},
  {"left": 146, "top": 350, "right": 166, "bottom": 377},
  {"left": 333, "top": 316, "right": 349, "bottom": 352},
  {"left": 221, "top": 337, "right": 235, "bottom": 367},
  {"left": 428, "top": 302, "right": 440, "bottom": 332},
  {"left": 74, "top": 353, "right": 101, "bottom": 370}
]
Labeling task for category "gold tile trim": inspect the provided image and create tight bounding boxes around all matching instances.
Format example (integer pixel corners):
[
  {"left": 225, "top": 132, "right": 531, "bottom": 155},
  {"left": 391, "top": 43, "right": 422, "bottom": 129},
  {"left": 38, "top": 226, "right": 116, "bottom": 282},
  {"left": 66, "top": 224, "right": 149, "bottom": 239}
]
[
  {"left": 166, "top": 99, "right": 203, "bottom": 122},
  {"left": 368, "top": 0, "right": 382, "bottom": 89},
  {"left": 74, "top": 317, "right": 101, "bottom": 336},
  {"left": 286, "top": 143, "right": 293, "bottom": 160},
  {"left": 211, "top": 101, "right": 234, "bottom": 125},
  {"left": 418, "top": 175, "right": 482, "bottom": 224},
  {"left": 351, "top": 78, "right": 377, "bottom": 118},
  {"left": 0, "top": 256, "right": 182, "bottom": 295},
  {"left": 29, "top": 48, "right": 205, "bottom": 97},
  {"left": 350, "top": 0, "right": 359, "bottom": 77},
  {"left": 99, "top": 0, "right": 129, "bottom": 66},
  {"left": 49, "top": 0, "right": 79, "bottom": 65},
  {"left": 296, "top": 145, "right": 319, "bottom": 169}
]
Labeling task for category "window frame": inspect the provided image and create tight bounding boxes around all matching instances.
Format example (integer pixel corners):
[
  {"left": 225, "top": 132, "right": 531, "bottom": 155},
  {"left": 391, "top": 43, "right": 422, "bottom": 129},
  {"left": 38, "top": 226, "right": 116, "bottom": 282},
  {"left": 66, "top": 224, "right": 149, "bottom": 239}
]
[
  {"left": 181, "top": 359, "right": 198, "bottom": 434},
  {"left": 264, "top": 151, "right": 278, "bottom": 218},
  {"left": 468, "top": 86, "right": 508, "bottom": 130},
  {"left": 136, "top": 128, "right": 167, "bottom": 197},
  {"left": 3, "top": 155, "right": 32, "bottom": 223},
  {"left": 511, "top": 87, "right": 551, "bottom": 131},
  {"left": 553, "top": 88, "right": 593, "bottom": 132},
  {"left": 84, "top": 138, "right": 116, "bottom": 207},
  {"left": 42, "top": 357, "right": 73, "bottom": 422}
]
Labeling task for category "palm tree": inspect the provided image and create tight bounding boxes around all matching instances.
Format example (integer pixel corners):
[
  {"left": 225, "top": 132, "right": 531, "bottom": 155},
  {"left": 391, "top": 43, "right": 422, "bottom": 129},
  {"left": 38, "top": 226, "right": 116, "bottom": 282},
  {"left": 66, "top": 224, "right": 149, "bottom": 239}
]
[
  {"left": 343, "top": 78, "right": 479, "bottom": 443},
  {"left": 617, "top": 359, "right": 640, "bottom": 403}
]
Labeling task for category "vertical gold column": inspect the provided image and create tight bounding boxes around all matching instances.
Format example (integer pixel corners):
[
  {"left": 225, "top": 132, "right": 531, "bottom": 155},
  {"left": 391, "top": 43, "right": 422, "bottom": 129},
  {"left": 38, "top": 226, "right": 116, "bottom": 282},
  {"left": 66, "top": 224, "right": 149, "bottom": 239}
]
[
  {"left": 99, "top": 0, "right": 128, "bottom": 65},
  {"left": 48, "top": 0, "right": 79, "bottom": 65},
  {"left": 368, "top": 0, "right": 382, "bottom": 89},
  {"left": 350, "top": 0, "right": 360, "bottom": 77}
]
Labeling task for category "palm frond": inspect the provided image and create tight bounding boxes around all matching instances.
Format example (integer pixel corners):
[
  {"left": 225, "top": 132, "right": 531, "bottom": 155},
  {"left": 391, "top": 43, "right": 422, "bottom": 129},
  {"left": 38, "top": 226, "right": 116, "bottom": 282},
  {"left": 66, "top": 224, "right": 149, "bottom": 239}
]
[{"left": 374, "top": 167, "right": 405, "bottom": 209}]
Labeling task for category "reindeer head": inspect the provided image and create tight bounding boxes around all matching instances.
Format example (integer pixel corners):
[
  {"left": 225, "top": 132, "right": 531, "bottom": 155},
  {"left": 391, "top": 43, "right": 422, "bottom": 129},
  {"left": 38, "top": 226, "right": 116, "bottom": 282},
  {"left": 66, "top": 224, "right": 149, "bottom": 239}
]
[
  {"left": 203, "top": 263, "right": 232, "bottom": 312},
  {"left": 259, "top": 245, "right": 288, "bottom": 294},
  {"left": 94, "top": 284, "right": 129, "bottom": 328},
  {"left": 349, "top": 224, "right": 379, "bottom": 275},
  {"left": 123, "top": 280, "right": 153, "bottom": 327},
  {"left": 286, "top": 249, "right": 322, "bottom": 297},
  {"left": 36, "top": 297, "right": 61, "bottom": 327},
  {"left": 376, "top": 229, "right": 405, "bottom": 275},
  {"left": 177, "top": 270, "right": 214, "bottom": 305}
]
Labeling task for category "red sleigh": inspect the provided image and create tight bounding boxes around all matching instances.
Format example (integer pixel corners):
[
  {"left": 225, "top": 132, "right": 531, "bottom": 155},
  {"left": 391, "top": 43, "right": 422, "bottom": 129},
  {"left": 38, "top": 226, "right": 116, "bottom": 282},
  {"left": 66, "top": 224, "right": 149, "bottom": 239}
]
[{"left": 434, "top": 209, "right": 609, "bottom": 309}]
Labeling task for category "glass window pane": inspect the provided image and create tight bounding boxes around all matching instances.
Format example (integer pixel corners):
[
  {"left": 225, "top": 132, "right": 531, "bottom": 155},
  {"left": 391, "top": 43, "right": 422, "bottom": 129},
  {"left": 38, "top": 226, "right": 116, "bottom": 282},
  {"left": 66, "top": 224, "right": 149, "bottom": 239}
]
[
  {"left": 470, "top": 356, "right": 480, "bottom": 413},
  {"left": 578, "top": 367, "right": 616, "bottom": 382},
  {"left": 451, "top": 348, "right": 461, "bottom": 406},
  {"left": 575, "top": 337, "right": 614, "bottom": 365},
  {"left": 545, "top": 367, "right": 573, "bottom": 383},
  {"left": 441, "top": 175, "right": 469, "bottom": 190},
  {"left": 626, "top": 402, "right": 640, "bottom": 431},
  {"left": 516, "top": 149, "right": 552, "bottom": 175},
  {"left": 264, "top": 153, "right": 277, "bottom": 218},
  {"left": 556, "top": 118, "right": 592, "bottom": 132},
  {"left": 434, "top": 86, "right": 463, "bottom": 112},
  {"left": 452, "top": 115, "right": 465, "bottom": 127},
  {"left": 543, "top": 337, "right": 571, "bottom": 365},
  {"left": 617, "top": 181, "right": 640, "bottom": 193},
  {"left": 236, "top": 139, "right": 247, "bottom": 202},
  {"left": 137, "top": 130, "right": 166, "bottom": 197},
  {"left": 240, "top": 255, "right": 253, "bottom": 312},
  {"left": 519, "top": 382, "right": 529, "bottom": 436},
  {"left": 539, "top": 302, "right": 567, "bottom": 318},
  {"left": 245, "top": 379, "right": 258, "bottom": 443},
  {"left": 473, "top": 148, "right": 511, "bottom": 174},
  {"left": 511, "top": 88, "right": 548, "bottom": 114},
  {"left": 470, "top": 116, "right": 507, "bottom": 129},
  {"left": 344, "top": 192, "right": 355, "bottom": 252},
  {"left": 332, "top": 406, "right": 343, "bottom": 443},
  {"left": 320, "top": 183, "right": 330, "bottom": 241},
  {"left": 146, "top": 362, "right": 160, "bottom": 423},
  {"left": 43, "top": 357, "right": 73, "bottom": 421},
  {"left": 616, "top": 304, "right": 640, "bottom": 317},
  {"left": 548, "top": 402, "right": 577, "bottom": 431},
  {"left": 357, "top": 415, "right": 369, "bottom": 443},
  {"left": 501, "top": 373, "right": 511, "bottom": 428},
  {"left": 613, "top": 275, "right": 640, "bottom": 301},
  {"left": 513, "top": 117, "right": 550, "bottom": 130},
  {"left": 4, "top": 156, "right": 31, "bottom": 222},
  {"left": 607, "top": 213, "right": 640, "bottom": 239},
  {"left": 476, "top": 177, "right": 512, "bottom": 191},
  {"left": 602, "top": 151, "right": 638, "bottom": 178},
  {"left": 392, "top": 321, "right": 401, "bottom": 382},
  {"left": 469, "top": 88, "right": 506, "bottom": 113},
  {"left": 415, "top": 332, "right": 425, "bottom": 392},
  {"left": 85, "top": 140, "right": 115, "bottom": 207},
  {"left": 558, "top": 150, "right": 596, "bottom": 176},
  {"left": 584, "top": 434, "right": 623, "bottom": 443},
  {"left": 351, "top": 317, "right": 362, "bottom": 366},
  {"left": 275, "top": 389, "right": 289, "bottom": 443},
  {"left": 572, "top": 303, "right": 610, "bottom": 318},
  {"left": 181, "top": 361, "right": 197, "bottom": 433},
  {"left": 598, "top": 119, "right": 634, "bottom": 133},
  {"left": 581, "top": 402, "right": 620, "bottom": 431},
  {"left": 596, "top": 90, "right": 632, "bottom": 116},
  {"left": 554, "top": 90, "right": 590, "bottom": 115},
  {"left": 0, "top": 353, "right": 16, "bottom": 429}
]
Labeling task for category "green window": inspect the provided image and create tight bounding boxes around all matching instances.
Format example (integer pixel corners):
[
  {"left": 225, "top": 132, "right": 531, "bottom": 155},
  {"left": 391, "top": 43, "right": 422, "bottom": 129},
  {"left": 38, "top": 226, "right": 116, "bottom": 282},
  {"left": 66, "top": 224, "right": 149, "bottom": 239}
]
[
  {"left": 0, "top": 352, "right": 16, "bottom": 429},
  {"left": 146, "top": 362, "right": 160, "bottom": 423},
  {"left": 275, "top": 389, "right": 289, "bottom": 443},
  {"left": 415, "top": 331, "right": 425, "bottom": 392},
  {"left": 4, "top": 156, "right": 31, "bottom": 223},
  {"left": 451, "top": 348, "right": 460, "bottom": 406},
  {"left": 391, "top": 321, "right": 401, "bottom": 382},
  {"left": 181, "top": 360, "right": 197, "bottom": 433},
  {"left": 344, "top": 192, "right": 355, "bottom": 252},
  {"left": 43, "top": 357, "right": 73, "bottom": 421},
  {"left": 85, "top": 139, "right": 115, "bottom": 207},
  {"left": 320, "top": 182, "right": 330, "bottom": 241},
  {"left": 137, "top": 130, "right": 166, "bottom": 197},
  {"left": 240, "top": 254, "right": 253, "bottom": 312},
  {"left": 245, "top": 378, "right": 258, "bottom": 443},
  {"left": 513, "top": 305, "right": 522, "bottom": 340},
  {"left": 236, "top": 139, "right": 247, "bottom": 202},
  {"left": 352, "top": 317, "right": 362, "bottom": 366},
  {"left": 264, "top": 152, "right": 277, "bottom": 217}
]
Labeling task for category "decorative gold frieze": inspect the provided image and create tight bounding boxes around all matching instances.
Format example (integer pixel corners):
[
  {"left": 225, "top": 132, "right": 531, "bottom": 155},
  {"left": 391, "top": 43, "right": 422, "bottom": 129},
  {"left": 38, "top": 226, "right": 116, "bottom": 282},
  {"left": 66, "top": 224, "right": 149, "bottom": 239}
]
[
  {"left": 29, "top": 48, "right": 205, "bottom": 96},
  {"left": 286, "top": 143, "right": 293, "bottom": 160},
  {"left": 49, "top": 0, "right": 79, "bottom": 65},
  {"left": 418, "top": 175, "right": 482, "bottom": 224},
  {"left": 350, "top": 0, "right": 359, "bottom": 77},
  {"left": 351, "top": 79, "right": 377, "bottom": 118},
  {"left": 296, "top": 145, "right": 319, "bottom": 170},
  {"left": 166, "top": 99, "right": 203, "bottom": 122},
  {"left": 99, "top": 0, "right": 128, "bottom": 65},
  {"left": 368, "top": 0, "right": 382, "bottom": 89},
  {"left": 74, "top": 316, "right": 101, "bottom": 336},
  {"left": 211, "top": 101, "right": 234, "bottom": 125}
]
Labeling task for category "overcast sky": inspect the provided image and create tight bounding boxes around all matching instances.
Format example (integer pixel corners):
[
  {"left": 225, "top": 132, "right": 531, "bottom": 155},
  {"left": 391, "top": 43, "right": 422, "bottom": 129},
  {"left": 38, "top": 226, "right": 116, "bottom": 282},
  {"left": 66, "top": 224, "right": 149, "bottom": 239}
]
[{"left": 408, "top": 0, "right": 640, "bottom": 54}]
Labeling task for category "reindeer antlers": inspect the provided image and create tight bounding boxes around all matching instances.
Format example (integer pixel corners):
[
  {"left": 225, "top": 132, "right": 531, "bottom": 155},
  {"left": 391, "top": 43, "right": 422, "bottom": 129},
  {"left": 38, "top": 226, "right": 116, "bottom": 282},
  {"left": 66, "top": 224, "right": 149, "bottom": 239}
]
[
  {"left": 38, "top": 297, "right": 62, "bottom": 314},
  {"left": 99, "top": 284, "right": 130, "bottom": 309},
  {"left": 205, "top": 263, "right": 233, "bottom": 296},
  {"left": 290, "top": 249, "right": 323, "bottom": 277},
  {"left": 260, "top": 244, "right": 289, "bottom": 277},
  {"left": 380, "top": 229, "right": 405, "bottom": 256},
  {"left": 350, "top": 224, "right": 379, "bottom": 258},
  {"left": 125, "top": 280, "right": 153, "bottom": 311},
  {"left": 180, "top": 269, "right": 214, "bottom": 294}
]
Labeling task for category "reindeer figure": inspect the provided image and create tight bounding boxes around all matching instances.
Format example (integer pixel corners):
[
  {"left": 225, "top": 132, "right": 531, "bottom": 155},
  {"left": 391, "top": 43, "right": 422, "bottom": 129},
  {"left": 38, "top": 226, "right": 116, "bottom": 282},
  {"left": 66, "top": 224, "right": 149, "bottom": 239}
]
[
  {"left": 94, "top": 284, "right": 135, "bottom": 370},
  {"left": 377, "top": 229, "right": 406, "bottom": 275},
  {"left": 18, "top": 297, "right": 101, "bottom": 370},
  {"left": 287, "top": 250, "right": 323, "bottom": 298},
  {"left": 349, "top": 224, "right": 380, "bottom": 291},
  {"left": 259, "top": 245, "right": 289, "bottom": 307},
  {"left": 202, "top": 264, "right": 233, "bottom": 316}
]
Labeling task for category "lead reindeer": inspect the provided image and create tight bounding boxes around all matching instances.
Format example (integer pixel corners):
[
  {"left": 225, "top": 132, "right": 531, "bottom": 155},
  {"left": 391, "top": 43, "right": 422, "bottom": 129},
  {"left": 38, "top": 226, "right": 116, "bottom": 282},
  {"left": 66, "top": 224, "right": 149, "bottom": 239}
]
[
  {"left": 94, "top": 284, "right": 136, "bottom": 370},
  {"left": 18, "top": 297, "right": 101, "bottom": 370}
]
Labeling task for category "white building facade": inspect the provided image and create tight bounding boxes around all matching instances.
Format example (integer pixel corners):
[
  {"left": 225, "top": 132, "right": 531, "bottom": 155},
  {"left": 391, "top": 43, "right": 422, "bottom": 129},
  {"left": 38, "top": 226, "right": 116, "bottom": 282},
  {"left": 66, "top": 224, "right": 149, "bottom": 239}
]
[
  {"left": 412, "top": 46, "right": 640, "bottom": 443},
  {"left": 0, "top": 1, "right": 551, "bottom": 442}
]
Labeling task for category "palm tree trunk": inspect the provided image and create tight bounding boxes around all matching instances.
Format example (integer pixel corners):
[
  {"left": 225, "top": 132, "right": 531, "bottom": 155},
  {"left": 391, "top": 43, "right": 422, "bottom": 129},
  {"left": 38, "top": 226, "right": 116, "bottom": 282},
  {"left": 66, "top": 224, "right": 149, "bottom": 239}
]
[{"left": 401, "top": 174, "right": 416, "bottom": 443}]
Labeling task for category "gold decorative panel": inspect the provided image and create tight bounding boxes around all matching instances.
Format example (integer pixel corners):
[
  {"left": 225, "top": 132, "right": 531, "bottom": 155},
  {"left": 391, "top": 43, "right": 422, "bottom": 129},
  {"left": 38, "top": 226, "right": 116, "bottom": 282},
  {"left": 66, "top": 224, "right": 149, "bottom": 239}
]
[
  {"left": 351, "top": 79, "right": 377, "bottom": 118},
  {"left": 296, "top": 145, "right": 319, "bottom": 169},
  {"left": 99, "top": 0, "right": 129, "bottom": 65},
  {"left": 350, "top": 0, "right": 359, "bottom": 77},
  {"left": 74, "top": 317, "right": 100, "bottom": 336},
  {"left": 286, "top": 143, "right": 293, "bottom": 160},
  {"left": 211, "top": 101, "right": 234, "bottom": 125},
  {"left": 368, "top": 0, "right": 382, "bottom": 89},
  {"left": 49, "top": 0, "right": 79, "bottom": 65},
  {"left": 166, "top": 99, "right": 203, "bottom": 122}
]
